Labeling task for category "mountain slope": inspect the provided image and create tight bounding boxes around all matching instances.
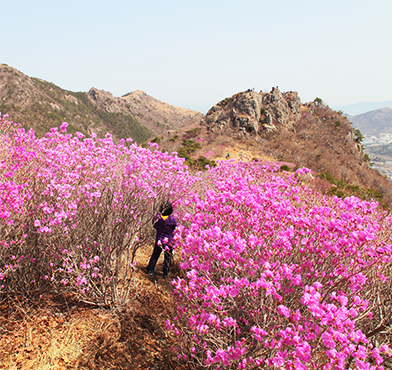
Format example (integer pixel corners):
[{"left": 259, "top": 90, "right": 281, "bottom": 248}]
[
  {"left": 346, "top": 108, "right": 392, "bottom": 136},
  {"left": 158, "top": 89, "right": 391, "bottom": 204},
  {"left": 0, "top": 64, "right": 202, "bottom": 143},
  {"left": 0, "top": 64, "right": 390, "bottom": 203},
  {"left": 333, "top": 101, "right": 392, "bottom": 116},
  {"left": 346, "top": 108, "right": 392, "bottom": 177}
]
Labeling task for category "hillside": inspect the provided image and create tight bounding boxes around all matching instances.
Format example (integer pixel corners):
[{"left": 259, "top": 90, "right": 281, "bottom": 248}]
[
  {"left": 157, "top": 89, "right": 392, "bottom": 205},
  {"left": 0, "top": 118, "right": 391, "bottom": 368},
  {"left": 0, "top": 64, "right": 202, "bottom": 143},
  {"left": 347, "top": 108, "right": 392, "bottom": 136},
  {"left": 346, "top": 108, "right": 392, "bottom": 178},
  {"left": 0, "top": 64, "right": 391, "bottom": 203}
]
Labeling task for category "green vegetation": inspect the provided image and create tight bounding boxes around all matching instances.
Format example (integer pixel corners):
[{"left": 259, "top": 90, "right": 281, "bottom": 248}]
[
  {"left": 314, "top": 97, "right": 323, "bottom": 106},
  {"left": 180, "top": 139, "right": 202, "bottom": 155},
  {"left": 217, "top": 97, "right": 232, "bottom": 107},
  {"left": 175, "top": 139, "right": 213, "bottom": 170},
  {"left": 353, "top": 128, "right": 364, "bottom": 143},
  {"left": 169, "top": 134, "right": 178, "bottom": 142},
  {"left": 70, "top": 92, "right": 153, "bottom": 143},
  {"left": 177, "top": 147, "right": 189, "bottom": 158},
  {"left": 182, "top": 155, "right": 216, "bottom": 171},
  {"left": 150, "top": 137, "right": 161, "bottom": 144},
  {"left": 183, "top": 127, "right": 201, "bottom": 139},
  {"left": 23, "top": 79, "right": 154, "bottom": 143},
  {"left": 280, "top": 165, "right": 290, "bottom": 172},
  {"left": 318, "top": 171, "right": 388, "bottom": 208}
]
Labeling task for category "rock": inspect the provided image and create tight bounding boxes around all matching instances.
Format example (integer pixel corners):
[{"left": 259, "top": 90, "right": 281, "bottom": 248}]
[
  {"left": 88, "top": 87, "right": 123, "bottom": 114},
  {"left": 49, "top": 102, "right": 60, "bottom": 111},
  {"left": 262, "top": 88, "right": 296, "bottom": 128},
  {"left": 234, "top": 115, "right": 259, "bottom": 133},
  {"left": 64, "top": 94, "right": 79, "bottom": 105},
  {"left": 304, "top": 101, "right": 317, "bottom": 114},
  {"left": 233, "top": 92, "right": 263, "bottom": 121},
  {"left": 206, "top": 88, "right": 303, "bottom": 135}
]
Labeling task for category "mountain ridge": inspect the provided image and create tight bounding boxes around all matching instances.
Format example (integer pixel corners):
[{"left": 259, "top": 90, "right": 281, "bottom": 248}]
[
  {"left": 156, "top": 88, "right": 391, "bottom": 204},
  {"left": 346, "top": 107, "right": 392, "bottom": 136},
  {"left": 0, "top": 64, "right": 202, "bottom": 143},
  {"left": 332, "top": 101, "right": 392, "bottom": 116},
  {"left": 0, "top": 64, "right": 391, "bottom": 205}
]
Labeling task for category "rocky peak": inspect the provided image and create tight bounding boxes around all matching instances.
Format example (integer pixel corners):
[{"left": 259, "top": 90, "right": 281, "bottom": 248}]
[
  {"left": 88, "top": 87, "right": 123, "bottom": 114},
  {"left": 88, "top": 87, "right": 113, "bottom": 102},
  {"left": 206, "top": 88, "right": 303, "bottom": 136}
]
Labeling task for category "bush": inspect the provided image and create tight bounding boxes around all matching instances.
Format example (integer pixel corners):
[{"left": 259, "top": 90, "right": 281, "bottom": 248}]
[
  {"left": 150, "top": 136, "right": 161, "bottom": 144},
  {"left": 0, "top": 114, "right": 391, "bottom": 368},
  {"left": 217, "top": 97, "right": 232, "bottom": 107},
  {"left": 0, "top": 116, "right": 195, "bottom": 307},
  {"left": 354, "top": 129, "right": 364, "bottom": 143},
  {"left": 180, "top": 139, "right": 202, "bottom": 156},
  {"left": 184, "top": 128, "right": 201, "bottom": 139},
  {"left": 314, "top": 97, "right": 323, "bottom": 106},
  {"left": 318, "top": 171, "right": 388, "bottom": 208},
  {"left": 167, "top": 164, "right": 392, "bottom": 369},
  {"left": 185, "top": 156, "right": 216, "bottom": 171}
]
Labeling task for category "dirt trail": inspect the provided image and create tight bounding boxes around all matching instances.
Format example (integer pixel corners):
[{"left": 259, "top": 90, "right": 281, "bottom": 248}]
[{"left": 0, "top": 245, "right": 187, "bottom": 370}]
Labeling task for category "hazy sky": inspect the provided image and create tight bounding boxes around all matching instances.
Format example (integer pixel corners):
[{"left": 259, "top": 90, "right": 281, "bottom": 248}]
[{"left": 0, "top": 0, "right": 391, "bottom": 113}]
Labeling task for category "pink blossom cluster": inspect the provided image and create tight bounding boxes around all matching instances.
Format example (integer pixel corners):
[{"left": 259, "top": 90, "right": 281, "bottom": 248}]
[
  {"left": 202, "top": 150, "right": 216, "bottom": 160},
  {"left": 0, "top": 114, "right": 391, "bottom": 368},
  {"left": 167, "top": 161, "right": 392, "bottom": 369},
  {"left": 0, "top": 115, "right": 196, "bottom": 305}
]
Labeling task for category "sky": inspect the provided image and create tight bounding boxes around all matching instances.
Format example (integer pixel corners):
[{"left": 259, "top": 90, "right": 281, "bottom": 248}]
[{"left": 0, "top": 0, "right": 391, "bottom": 114}]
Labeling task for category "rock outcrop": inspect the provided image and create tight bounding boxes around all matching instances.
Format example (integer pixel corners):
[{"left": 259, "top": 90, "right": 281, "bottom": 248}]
[
  {"left": 201, "top": 87, "right": 392, "bottom": 206},
  {"left": 206, "top": 88, "right": 303, "bottom": 136},
  {"left": 88, "top": 87, "right": 123, "bottom": 114}
]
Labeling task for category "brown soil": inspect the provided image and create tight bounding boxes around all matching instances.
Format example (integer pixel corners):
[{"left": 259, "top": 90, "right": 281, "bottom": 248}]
[{"left": 0, "top": 246, "right": 190, "bottom": 370}]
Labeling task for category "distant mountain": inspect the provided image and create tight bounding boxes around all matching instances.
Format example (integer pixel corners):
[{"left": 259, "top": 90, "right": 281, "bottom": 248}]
[
  {"left": 346, "top": 108, "right": 392, "bottom": 136},
  {"left": 0, "top": 64, "right": 202, "bottom": 143},
  {"left": 345, "top": 108, "right": 392, "bottom": 176},
  {"left": 332, "top": 101, "right": 392, "bottom": 116}
]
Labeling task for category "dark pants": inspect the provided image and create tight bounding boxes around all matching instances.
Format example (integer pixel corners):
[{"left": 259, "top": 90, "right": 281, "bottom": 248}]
[{"left": 147, "top": 243, "right": 173, "bottom": 276}]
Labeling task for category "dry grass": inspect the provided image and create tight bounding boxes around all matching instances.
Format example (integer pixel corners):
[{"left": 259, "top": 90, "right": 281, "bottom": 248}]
[
  {"left": 213, "top": 143, "right": 275, "bottom": 163},
  {"left": 0, "top": 245, "right": 190, "bottom": 370}
]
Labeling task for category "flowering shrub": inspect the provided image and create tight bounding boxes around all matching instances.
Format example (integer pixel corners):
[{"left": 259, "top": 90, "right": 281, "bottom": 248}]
[
  {"left": 0, "top": 115, "right": 197, "bottom": 305},
  {"left": 0, "top": 114, "right": 391, "bottom": 368},
  {"left": 167, "top": 161, "right": 392, "bottom": 369}
]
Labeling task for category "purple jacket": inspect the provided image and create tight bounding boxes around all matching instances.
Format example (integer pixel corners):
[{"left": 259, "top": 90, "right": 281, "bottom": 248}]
[{"left": 153, "top": 214, "right": 177, "bottom": 245}]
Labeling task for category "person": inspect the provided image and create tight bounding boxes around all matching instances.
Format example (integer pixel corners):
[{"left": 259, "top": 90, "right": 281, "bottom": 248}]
[{"left": 146, "top": 201, "right": 177, "bottom": 277}]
